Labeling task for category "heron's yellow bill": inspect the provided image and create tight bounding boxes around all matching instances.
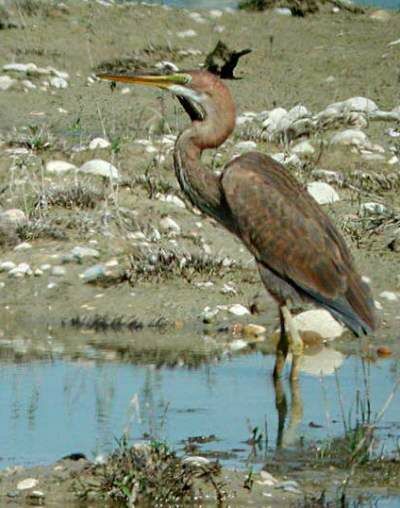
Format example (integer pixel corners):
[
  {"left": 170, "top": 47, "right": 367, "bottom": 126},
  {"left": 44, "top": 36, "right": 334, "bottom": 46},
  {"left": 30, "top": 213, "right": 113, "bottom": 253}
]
[{"left": 96, "top": 72, "right": 191, "bottom": 89}]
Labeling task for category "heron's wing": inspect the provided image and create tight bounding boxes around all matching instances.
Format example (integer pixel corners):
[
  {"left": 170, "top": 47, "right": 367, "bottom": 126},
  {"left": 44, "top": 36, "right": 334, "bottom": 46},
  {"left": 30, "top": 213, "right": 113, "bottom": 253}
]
[{"left": 221, "top": 152, "right": 376, "bottom": 333}]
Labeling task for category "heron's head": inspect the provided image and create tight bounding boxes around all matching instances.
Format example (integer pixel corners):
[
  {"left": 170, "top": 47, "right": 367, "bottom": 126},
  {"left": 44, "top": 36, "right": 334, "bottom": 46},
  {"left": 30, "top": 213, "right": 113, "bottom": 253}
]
[{"left": 97, "top": 69, "right": 234, "bottom": 122}]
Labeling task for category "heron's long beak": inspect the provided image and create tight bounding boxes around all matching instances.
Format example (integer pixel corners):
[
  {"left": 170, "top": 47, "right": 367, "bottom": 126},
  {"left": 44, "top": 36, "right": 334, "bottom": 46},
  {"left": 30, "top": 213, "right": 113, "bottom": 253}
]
[{"left": 96, "top": 72, "right": 190, "bottom": 90}]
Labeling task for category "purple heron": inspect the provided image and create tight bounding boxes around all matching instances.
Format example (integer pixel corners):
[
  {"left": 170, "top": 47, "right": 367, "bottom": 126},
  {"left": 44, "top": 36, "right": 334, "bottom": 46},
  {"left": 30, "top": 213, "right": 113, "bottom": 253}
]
[{"left": 98, "top": 70, "right": 376, "bottom": 380}]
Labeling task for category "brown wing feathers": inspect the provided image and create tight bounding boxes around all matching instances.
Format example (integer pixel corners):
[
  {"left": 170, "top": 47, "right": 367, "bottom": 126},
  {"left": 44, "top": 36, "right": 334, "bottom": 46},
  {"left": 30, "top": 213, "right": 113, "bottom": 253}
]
[{"left": 222, "top": 152, "right": 376, "bottom": 335}]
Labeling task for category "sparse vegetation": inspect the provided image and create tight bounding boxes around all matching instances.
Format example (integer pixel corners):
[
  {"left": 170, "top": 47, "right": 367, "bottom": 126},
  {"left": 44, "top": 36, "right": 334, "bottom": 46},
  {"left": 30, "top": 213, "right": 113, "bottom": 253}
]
[{"left": 76, "top": 438, "right": 225, "bottom": 506}]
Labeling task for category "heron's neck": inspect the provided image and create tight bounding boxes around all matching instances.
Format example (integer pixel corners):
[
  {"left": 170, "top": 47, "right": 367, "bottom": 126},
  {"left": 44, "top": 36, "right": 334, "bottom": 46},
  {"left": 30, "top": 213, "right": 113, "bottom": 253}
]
[{"left": 173, "top": 99, "right": 236, "bottom": 221}]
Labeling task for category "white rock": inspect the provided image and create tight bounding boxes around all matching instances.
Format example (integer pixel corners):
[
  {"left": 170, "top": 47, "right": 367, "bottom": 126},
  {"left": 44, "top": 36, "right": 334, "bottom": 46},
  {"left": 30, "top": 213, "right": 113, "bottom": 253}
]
[
  {"left": 3, "top": 62, "right": 37, "bottom": 73},
  {"left": 388, "top": 38, "right": 400, "bottom": 46},
  {"left": 361, "top": 202, "right": 388, "bottom": 216},
  {"left": 307, "top": 181, "right": 340, "bottom": 205},
  {"left": 214, "top": 25, "right": 225, "bottom": 33},
  {"left": 176, "top": 29, "right": 197, "bottom": 38},
  {"left": 221, "top": 283, "right": 237, "bottom": 295},
  {"left": 234, "top": 141, "right": 257, "bottom": 151},
  {"left": 17, "top": 478, "right": 39, "bottom": 490},
  {"left": 209, "top": 9, "right": 223, "bottom": 18},
  {"left": 328, "top": 97, "right": 378, "bottom": 114},
  {"left": 1, "top": 209, "right": 26, "bottom": 225},
  {"left": 228, "top": 304, "right": 250, "bottom": 316},
  {"left": 22, "top": 79, "right": 36, "bottom": 90},
  {"left": 182, "top": 456, "right": 211, "bottom": 465},
  {"left": 46, "top": 160, "right": 78, "bottom": 175},
  {"left": 236, "top": 115, "right": 253, "bottom": 126},
  {"left": 292, "top": 309, "right": 344, "bottom": 340},
  {"left": 388, "top": 155, "right": 399, "bottom": 165},
  {"left": 0, "top": 75, "right": 17, "bottom": 91},
  {"left": 202, "top": 306, "right": 219, "bottom": 322},
  {"left": 369, "top": 9, "right": 391, "bottom": 21},
  {"left": 49, "top": 76, "right": 68, "bottom": 89},
  {"left": 330, "top": 129, "right": 369, "bottom": 147},
  {"left": 80, "top": 159, "right": 119, "bottom": 180},
  {"left": 51, "top": 265, "right": 66, "bottom": 277},
  {"left": 155, "top": 61, "right": 179, "bottom": 72},
  {"left": 379, "top": 291, "right": 398, "bottom": 302},
  {"left": 89, "top": 137, "right": 110, "bottom": 150},
  {"left": 375, "top": 300, "right": 383, "bottom": 310},
  {"left": 188, "top": 12, "right": 206, "bottom": 23},
  {"left": 361, "top": 152, "right": 385, "bottom": 161},
  {"left": 9, "top": 263, "right": 32, "bottom": 277},
  {"left": 0, "top": 261, "right": 16, "bottom": 272},
  {"left": 158, "top": 194, "right": 186, "bottom": 208},
  {"left": 229, "top": 339, "right": 248, "bottom": 351},
  {"left": 291, "top": 140, "right": 315, "bottom": 156},
  {"left": 262, "top": 107, "right": 288, "bottom": 132},
  {"left": 159, "top": 216, "right": 181, "bottom": 235},
  {"left": 14, "top": 242, "right": 31, "bottom": 251},
  {"left": 274, "top": 7, "right": 292, "bottom": 15},
  {"left": 70, "top": 246, "right": 100, "bottom": 260}
]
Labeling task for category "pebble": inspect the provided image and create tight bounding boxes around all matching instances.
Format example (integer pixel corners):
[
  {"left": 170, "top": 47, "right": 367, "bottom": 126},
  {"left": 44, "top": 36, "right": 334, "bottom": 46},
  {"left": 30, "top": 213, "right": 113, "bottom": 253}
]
[
  {"left": 258, "top": 470, "right": 278, "bottom": 486},
  {"left": 182, "top": 456, "right": 211, "bottom": 466},
  {"left": 176, "top": 29, "right": 197, "bottom": 38},
  {"left": 155, "top": 61, "right": 179, "bottom": 72},
  {"left": 291, "top": 140, "right": 315, "bottom": 156},
  {"left": 228, "top": 304, "right": 250, "bottom": 316},
  {"left": 221, "top": 283, "right": 237, "bottom": 295},
  {"left": 70, "top": 246, "right": 100, "bottom": 261},
  {"left": 330, "top": 129, "right": 369, "bottom": 147},
  {"left": 14, "top": 242, "right": 32, "bottom": 251},
  {"left": 229, "top": 339, "right": 248, "bottom": 351},
  {"left": 276, "top": 480, "right": 301, "bottom": 494},
  {"left": 377, "top": 346, "right": 392, "bottom": 357},
  {"left": 80, "top": 159, "right": 119, "bottom": 180},
  {"left": 22, "top": 79, "right": 36, "bottom": 90},
  {"left": 307, "top": 181, "right": 340, "bottom": 205},
  {"left": 369, "top": 9, "right": 391, "bottom": 21},
  {"left": 51, "top": 265, "right": 66, "bottom": 277},
  {"left": 3, "top": 62, "right": 37, "bottom": 73},
  {"left": 88, "top": 137, "right": 110, "bottom": 150},
  {"left": 188, "top": 12, "right": 206, "bottom": 23},
  {"left": 209, "top": 9, "right": 223, "bottom": 18},
  {"left": 80, "top": 264, "right": 106, "bottom": 282},
  {"left": 50, "top": 76, "right": 68, "bottom": 89},
  {"left": 1, "top": 209, "right": 26, "bottom": 225},
  {"left": 292, "top": 309, "right": 344, "bottom": 340},
  {"left": 202, "top": 306, "right": 219, "bottom": 323},
  {"left": 0, "top": 75, "right": 17, "bottom": 91},
  {"left": 9, "top": 263, "right": 32, "bottom": 277},
  {"left": 0, "top": 261, "right": 16, "bottom": 272},
  {"left": 242, "top": 324, "right": 266, "bottom": 338},
  {"left": 234, "top": 141, "right": 257, "bottom": 151},
  {"left": 17, "top": 478, "right": 38, "bottom": 490},
  {"left": 274, "top": 7, "right": 292, "bottom": 15},
  {"left": 28, "top": 490, "right": 45, "bottom": 504},
  {"left": 46, "top": 160, "right": 78, "bottom": 175},
  {"left": 158, "top": 194, "right": 186, "bottom": 208},
  {"left": 159, "top": 216, "right": 181, "bottom": 235},
  {"left": 379, "top": 291, "right": 398, "bottom": 302},
  {"left": 361, "top": 202, "right": 388, "bottom": 216}
]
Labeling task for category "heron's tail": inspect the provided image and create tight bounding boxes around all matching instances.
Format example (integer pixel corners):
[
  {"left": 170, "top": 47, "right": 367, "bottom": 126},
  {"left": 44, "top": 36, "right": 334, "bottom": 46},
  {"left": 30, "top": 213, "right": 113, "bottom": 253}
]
[{"left": 299, "top": 272, "right": 377, "bottom": 337}]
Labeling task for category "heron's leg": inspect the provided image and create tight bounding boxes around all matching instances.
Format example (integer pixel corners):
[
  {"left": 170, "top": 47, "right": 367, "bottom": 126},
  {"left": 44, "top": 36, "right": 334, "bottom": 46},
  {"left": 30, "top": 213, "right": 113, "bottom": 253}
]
[
  {"left": 281, "top": 305, "right": 304, "bottom": 381},
  {"left": 273, "top": 376, "right": 287, "bottom": 448},
  {"left": 273, "top": 308, "right": 289, "bottom": 379}
]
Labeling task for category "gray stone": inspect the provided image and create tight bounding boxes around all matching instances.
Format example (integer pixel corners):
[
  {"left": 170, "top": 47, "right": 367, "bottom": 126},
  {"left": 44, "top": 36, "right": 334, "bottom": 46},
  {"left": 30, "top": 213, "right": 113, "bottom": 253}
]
[
  {"left": 307, "top": 181, "right": 340, "bottom": 205},
  {"left": 80, "top": 159, "right": 119, "bottom": 180},
  {"left": 0, "top": 75, "right": 16, "bottom": 91},
  {"left": 80, "top": 264, "right": 106, "bottom": 282}
]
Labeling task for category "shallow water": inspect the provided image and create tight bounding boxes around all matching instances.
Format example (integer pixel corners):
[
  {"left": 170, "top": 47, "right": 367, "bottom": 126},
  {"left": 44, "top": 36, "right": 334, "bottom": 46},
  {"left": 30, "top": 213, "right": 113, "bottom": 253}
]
[{"left": 1, "top": 341, "right": 399, "bottom": 471}]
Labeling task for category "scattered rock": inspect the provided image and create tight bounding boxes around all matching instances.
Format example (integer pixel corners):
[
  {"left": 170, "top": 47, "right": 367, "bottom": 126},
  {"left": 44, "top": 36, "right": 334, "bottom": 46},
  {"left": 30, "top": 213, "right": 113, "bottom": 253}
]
[
  {"left": 69, "top": 246, "right": 100, "bottom": 261},
  {"left": 379, "top": 291, "right": 398, "bottom": 302},
  {"left": 80, "top": 159, "right": 119, "bottom": 180},
  {"left": 0, "top": 209, "right": 26, "bottom": 225},
  {"left": 228, "top": 303, "right": 250, "bottom": 316},
  {"left": 88, "top": 137, "right": 111, "bottom": 150},
  {"left": 27, "top": 490, "right": 45, "bottom": 504},
  {"left": 0, "top": 75, "right": 16, "bottom": 91},
  {"left": 330, "top": 129, "right": 369, "bottom": 147},
  {"left": 369, "top": 9, "right": 391, "bottom": 21},
  {"left": 14, "top": 242, "right": 32, "bottom": 251},
  {"left": 291, "top": 140, "right": 315, "bottom": 156},
  {"left": 9, "top": 263, "right": 32, "bottom": 277},
  {"left": 46, "top": 160, "right": 78, "bottom": 175},
  {"left": 307, "top": 181, "right": 340, "bottom": 205},
  {"left": 0, "top": 261, "right": 16, "bottom": 272},
  {"left": 377, "top": 346, "right": 392, "bottom": 357},
  {"left": 258, "top": 470, "right": 278, "bottom": 487},
  {"left": 176, "top": 29, "right": 197, "bottom": 38},
  {"left": 182, "top": 456, "right": 211, "bottom": 466},
  {"left": 229, "top": 339, "right": 248, "bottom": 351},
  {"left": 361, "top": 202, "right": 388, "bottom": 216},
  {"left": 234, "top": 141, "right": 257, "bottom": 151},
  {"left": 202, "top": 306, "right": 219, "bottom": 323},
  {"left": 242, "top": 324, "right": 266, "bottom": 338},
  {"left": 276, "top": 480, "right": 301, "bottom": 494},
  {"left": 17, "top": 478, "right": 38, "bottom": 490},
  {"left": 158, "top": 194, "right": 186, "bottom": 208},
  {"left": 51, "top": 265, "right": 67, "bottom": 277},
  {"left": 159, "top": 216, "right": 181, "bottom": 235},
  {"left": 274, "top": 7, "right": 292, "bottom": 15},
  {"left": 80, "top": 264, "right": 106, "bottom": 283},
  {"left": 49, "top": 76, "right": 68, "bottom": 89}
]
